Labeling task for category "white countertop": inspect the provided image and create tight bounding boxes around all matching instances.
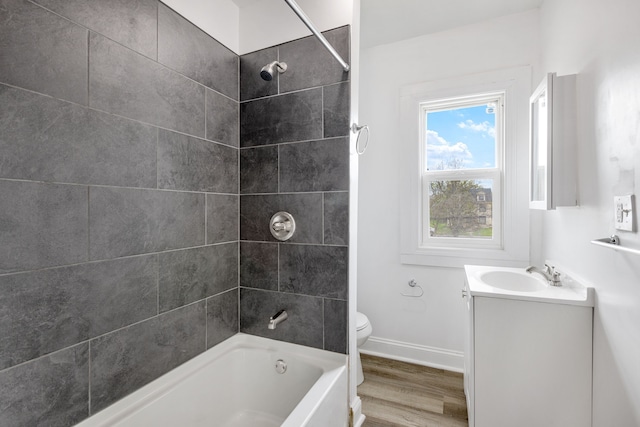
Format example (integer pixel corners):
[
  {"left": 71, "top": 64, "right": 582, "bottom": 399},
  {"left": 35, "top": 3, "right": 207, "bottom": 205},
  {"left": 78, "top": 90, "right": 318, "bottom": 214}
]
[{"left": 464, "top": 265, "right": 594, "bottom": 307}]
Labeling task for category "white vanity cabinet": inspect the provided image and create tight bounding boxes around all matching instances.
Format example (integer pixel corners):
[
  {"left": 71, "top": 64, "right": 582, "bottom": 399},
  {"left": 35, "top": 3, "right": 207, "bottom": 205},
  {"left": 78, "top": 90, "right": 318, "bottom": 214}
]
[{"left": 463, "top": 267, "right": 593, "bottom": 427}]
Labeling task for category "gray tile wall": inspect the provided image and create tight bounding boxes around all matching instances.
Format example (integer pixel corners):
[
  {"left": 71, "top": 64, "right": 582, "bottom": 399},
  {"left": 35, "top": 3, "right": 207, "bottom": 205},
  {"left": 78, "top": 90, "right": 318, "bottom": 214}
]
[
  {"left": 0, "top": 1, "right": 239, "bottom": 425},
  {"left": 239, "top": 26, "right": 350, "bottom": 355}
]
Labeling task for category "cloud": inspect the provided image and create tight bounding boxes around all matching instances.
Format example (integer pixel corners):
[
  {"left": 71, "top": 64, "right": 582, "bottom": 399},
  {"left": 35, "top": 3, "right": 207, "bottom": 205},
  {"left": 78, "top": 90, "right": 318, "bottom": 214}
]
[
  {"left": 457, "top": 119, "right": 496, "bottom": 138},
  {"left": 425, "top": 130, "right": 472, "bottom": 170}
]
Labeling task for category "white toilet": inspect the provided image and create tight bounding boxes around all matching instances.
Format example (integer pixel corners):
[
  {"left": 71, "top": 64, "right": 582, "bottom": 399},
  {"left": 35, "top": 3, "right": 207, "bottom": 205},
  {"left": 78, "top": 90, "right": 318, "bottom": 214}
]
[{"left": 356, "top": 312, "right": 372, "bottom": 385}]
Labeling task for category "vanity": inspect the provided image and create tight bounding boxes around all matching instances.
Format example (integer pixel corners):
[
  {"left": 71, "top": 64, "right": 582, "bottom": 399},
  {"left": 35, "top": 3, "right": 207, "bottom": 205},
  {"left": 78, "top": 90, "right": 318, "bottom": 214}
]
[{"left": 463, "top": 265, "right": 594, "bottom": 427}]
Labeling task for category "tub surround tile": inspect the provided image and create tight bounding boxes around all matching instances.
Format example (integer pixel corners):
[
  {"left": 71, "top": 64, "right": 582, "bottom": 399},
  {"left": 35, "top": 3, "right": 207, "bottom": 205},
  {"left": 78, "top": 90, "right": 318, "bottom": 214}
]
[
  {"left": 278, "top": 27, "right": 350, "bottom": 94},
  {"left": 32, "top": 0, "right": 158, "bottom": 59},
  {"left": 279, "top": 244, "right": 348, "bottom": 300},
  {"left": 240, "top": 193, "right": 323, "bottom": 243},
  {"left": 0, "top": 84, "right": 157, "bottom": 188},
  {"left": 0, "top": 0, "right": 88, "bottom": 105},
  {"left": 90, "top": 302, "right": 206, "bottom": 413},
  {"left": 158, "top": 3, "right": 238, "bottom": 100},
  {"left": 240, "top": 288, "right": 323, "bottom": 349},
  {"left": 157, "top": 130, "right": 238, "bottom": 193},
  {"left": 323, "top": 82, "right": 351, "bottom": 138},
  {"left": 240, "top": 88, "right": 322, "bottom": 147},
  {"left": 324, "top": 299, "right": 348, "bottom": 354},
  {"left": 240, "top": 47, "right": 279, "bottom": 101},
  {"left": 89, "top": 187, "right": 205, "bottom": 260},
  {"left": 240, "top": 242, "right": 278, "bottom": 291},
  {"left": 279, "top": 138, "right": 349, "bottom": 192},
  {"left": 0, "top": 343, "right": 89, "bottom": 427},
  {"left": 207, "top": 289, "right": 238, "bottom": 348},
  {"left": 89, "top": 33, "right": 205, "bottom": 137},
  {"left": 324, "top": 192, "right": 349, "bottom": 245},
  {"left": 159, "top": 243, "right": 238, "bottom": 313},
  {"left": 240, "top": 146, "right": 279, "bottom": 194},
  {"left": 0, "top": 180, "right": 88, "bottom": 274},
  {"left": 206, "top": 194, "right": 239, "bottom": 244},
  {"left": 0, "top": 256, "right": 157, "bottom": 370},
  {"left": 206, "top": 89, "right": 239, "bottom": 147}
]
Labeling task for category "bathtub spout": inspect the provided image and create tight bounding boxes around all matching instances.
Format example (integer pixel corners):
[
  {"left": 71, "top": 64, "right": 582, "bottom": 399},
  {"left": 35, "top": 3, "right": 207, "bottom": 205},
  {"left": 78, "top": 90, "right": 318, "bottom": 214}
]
[{"left": 268, "top": 310, "right": 288, "bottom": 329}]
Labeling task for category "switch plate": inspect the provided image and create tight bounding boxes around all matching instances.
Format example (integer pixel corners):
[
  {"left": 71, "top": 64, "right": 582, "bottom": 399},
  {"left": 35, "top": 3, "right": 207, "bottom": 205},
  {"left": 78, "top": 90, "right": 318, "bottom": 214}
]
[{"left": 614, "top": 195, "right": 634, "bottom": 231}]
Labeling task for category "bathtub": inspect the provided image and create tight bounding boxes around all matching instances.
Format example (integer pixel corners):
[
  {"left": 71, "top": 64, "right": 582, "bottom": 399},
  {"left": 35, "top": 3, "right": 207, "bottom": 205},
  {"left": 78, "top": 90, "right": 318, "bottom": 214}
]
[{"left": 76, "top": 334, "right": 348, "bottom": 427}]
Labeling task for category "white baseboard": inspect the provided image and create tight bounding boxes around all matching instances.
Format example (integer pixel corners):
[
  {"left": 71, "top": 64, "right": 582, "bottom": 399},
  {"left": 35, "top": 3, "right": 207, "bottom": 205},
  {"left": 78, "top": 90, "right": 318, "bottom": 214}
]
[
  {"left": 350, "top": 396, "right": 365, "bottom": 427},
  {"left": 360, "top": 336, "right": 464, "bottom": 372}
]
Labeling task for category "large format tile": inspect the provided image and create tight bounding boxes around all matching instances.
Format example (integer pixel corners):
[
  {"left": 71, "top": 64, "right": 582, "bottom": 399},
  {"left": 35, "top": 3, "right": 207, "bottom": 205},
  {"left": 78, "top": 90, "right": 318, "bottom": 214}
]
[
  {"left": 0, "top": 0, "right": 88, "bottom": 105},
  {"left": 158, "top": 130, "right": 238, "bottom": 193},
  {"left": 240, "top": 193, "right": 323, "bottom": 243},
  {"left": 90, "top": 302, "right": 206, "bottom": 413},
  {"left": 32, "top": 0, "right": 157, "bottom": 59},
  {"left": 206, "top": 288, "right": 238, "bottom": 348},
  {"left": 0, "top": 255, "right": 157, "bottom": 370},
  {"left": 159, "top": 243, "right": 238, "bottom": 312},
  {"left": 158, "top": 3, "right": 238, "bottom": 99},
  {"left": 206, "top": 194, "right": 239, "bottom": 244},
  {"left": 279, "top": 26, "right": 350, "bottom": 93},
  {"left": 324, "top": 192, "right": 349, "bottom": 245},
  {"left": 324, "top": 299, "right": 348, "bottom": 354},
  {"left": 0, "top": 84, "right": 156, "bottom": 188},
  {"left": 206, "top": 88, "right": 239, "bottom": 147},
  {"left": 89, "top": 33, "right": 205, "bottom": 136},
  {"left": 89, "top": 187, "right": 204, "bottom": 260},
  {"left": 323, "top": 82, "right": 351, "bottom": 137},
  {"left": 0, "top": 343, "right": 89, "bottom": 427},
  {"left": 240, "top": 146, "right": 278, "bottom": 194},
  {"left": 240, "top": 88, "right": 322, "bottom": 147},
  {"left": 279, "top": 138, "right": 349, "bottom": 192},
  {"left": 239, "top": 47, "right": 279, "bottom": 101},
  {"left": 240, "top": 242, "right": 278, "bottom": 291},
  {"left": 279, "top": 244, "right": 348, "bottom": 300},
  {"left": 240, "top": 288, "right": 323, "bottom": 349},
  {"left": 0, "top": 180, "right": 87, "bottom": 274}
]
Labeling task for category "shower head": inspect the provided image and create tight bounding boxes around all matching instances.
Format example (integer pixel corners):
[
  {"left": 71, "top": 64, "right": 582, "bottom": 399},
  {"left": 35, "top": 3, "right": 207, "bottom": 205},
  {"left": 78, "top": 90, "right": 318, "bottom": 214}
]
[{"left": 260, "top": 61, "right": 287, "bottom": 81}]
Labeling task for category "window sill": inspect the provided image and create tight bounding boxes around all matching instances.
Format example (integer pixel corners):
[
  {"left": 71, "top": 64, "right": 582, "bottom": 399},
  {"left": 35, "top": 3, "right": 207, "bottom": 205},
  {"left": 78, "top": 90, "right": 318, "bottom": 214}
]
[{"left": 400, "top": 249, "right": 529, "bottom": 269}]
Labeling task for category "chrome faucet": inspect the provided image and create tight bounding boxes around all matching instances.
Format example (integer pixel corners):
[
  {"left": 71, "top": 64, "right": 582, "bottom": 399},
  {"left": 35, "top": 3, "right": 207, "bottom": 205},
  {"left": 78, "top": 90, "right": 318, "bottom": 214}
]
[
  {"left": 268, "top": 310, "right": 288, "bottom": 329},
  {"left": 526, "top": 264, "right": 561, "bottom": 286}
]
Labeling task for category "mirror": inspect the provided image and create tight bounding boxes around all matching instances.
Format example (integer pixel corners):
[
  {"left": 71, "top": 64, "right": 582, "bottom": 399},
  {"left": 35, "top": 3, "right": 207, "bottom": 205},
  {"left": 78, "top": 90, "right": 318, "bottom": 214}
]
[
  {"left": 529, "top": 74, "right": 552, "bottom": 208},
  {"left": 529, "top": 72, "right": 577, "bottom": 210}
]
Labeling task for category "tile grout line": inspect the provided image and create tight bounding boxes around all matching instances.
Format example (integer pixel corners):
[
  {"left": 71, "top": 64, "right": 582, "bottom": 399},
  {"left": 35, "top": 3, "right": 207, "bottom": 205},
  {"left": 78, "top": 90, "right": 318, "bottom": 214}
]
[
  {"left": 87, "top": 187, "right": 91, "bottom": 262},
  {"left": 322, "top": 192, "right": 325, "bottom": 245},
  {"left": 88, "top": 341, "right": 92, "bottom": 415}
]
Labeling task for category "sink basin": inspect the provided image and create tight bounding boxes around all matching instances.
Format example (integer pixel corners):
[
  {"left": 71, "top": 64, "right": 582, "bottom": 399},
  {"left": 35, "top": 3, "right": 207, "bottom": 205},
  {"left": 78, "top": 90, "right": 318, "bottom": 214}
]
[{"left": 479, "top": 270, "right": 547, "bottom": 292}]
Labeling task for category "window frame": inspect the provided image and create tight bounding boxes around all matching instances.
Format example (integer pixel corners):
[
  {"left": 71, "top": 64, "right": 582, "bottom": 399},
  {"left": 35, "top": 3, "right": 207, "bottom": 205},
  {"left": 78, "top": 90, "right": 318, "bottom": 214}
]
[
  {"left": 399, "top": 67, "right": 530, "bottom": 268},
  {"left": 420, "top": 93, "right": 504, "bottom": 250}
]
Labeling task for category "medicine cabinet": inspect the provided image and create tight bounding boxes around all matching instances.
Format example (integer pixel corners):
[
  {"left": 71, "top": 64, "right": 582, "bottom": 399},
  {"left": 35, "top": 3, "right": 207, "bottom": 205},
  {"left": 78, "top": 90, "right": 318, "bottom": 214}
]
[{"left": 529, "top": 72, "right": 577, "bottom": 210}]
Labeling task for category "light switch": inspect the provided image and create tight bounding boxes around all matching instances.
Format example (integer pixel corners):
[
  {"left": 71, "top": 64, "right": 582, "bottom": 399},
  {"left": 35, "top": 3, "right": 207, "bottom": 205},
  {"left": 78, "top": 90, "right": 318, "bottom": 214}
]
[{"left": 614, "top": 195, "right": 634, "bottom": 231}]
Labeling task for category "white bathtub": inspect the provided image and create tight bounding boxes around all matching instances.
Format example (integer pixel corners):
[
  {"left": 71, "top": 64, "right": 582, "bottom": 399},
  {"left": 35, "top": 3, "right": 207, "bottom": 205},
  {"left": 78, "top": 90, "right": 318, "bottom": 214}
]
[{"left": 77, "top": 334, "right": 348, "bottom": 427}]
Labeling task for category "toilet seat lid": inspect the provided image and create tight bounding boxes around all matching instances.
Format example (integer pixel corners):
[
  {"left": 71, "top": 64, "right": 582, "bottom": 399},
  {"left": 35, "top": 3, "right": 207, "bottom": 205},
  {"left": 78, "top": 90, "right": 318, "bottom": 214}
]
[{"left": 356, "top": 312, "right": 370, "bottom": 331}]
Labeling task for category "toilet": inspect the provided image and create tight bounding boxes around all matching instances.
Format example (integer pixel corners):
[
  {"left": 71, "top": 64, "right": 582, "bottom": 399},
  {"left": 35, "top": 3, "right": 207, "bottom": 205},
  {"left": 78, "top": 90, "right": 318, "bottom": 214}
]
[{"left": 356, "top": 311, "right": 373, "bottom": 385}]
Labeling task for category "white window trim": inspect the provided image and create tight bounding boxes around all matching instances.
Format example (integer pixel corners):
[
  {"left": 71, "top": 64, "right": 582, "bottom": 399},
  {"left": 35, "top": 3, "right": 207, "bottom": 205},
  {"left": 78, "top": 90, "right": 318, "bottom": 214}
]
[{"left": 399, "top": 67, "right": 531, "bottom": 268}]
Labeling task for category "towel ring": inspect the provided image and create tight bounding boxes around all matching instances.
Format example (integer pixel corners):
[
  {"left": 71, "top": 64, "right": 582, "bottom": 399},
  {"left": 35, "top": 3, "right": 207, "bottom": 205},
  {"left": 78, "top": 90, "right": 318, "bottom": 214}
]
[
  {"left": 400, "top": 279, "right": 424, "bottom": 298},
  {"left": 352, "top": 123, "right": 369, "bottom": 155}
]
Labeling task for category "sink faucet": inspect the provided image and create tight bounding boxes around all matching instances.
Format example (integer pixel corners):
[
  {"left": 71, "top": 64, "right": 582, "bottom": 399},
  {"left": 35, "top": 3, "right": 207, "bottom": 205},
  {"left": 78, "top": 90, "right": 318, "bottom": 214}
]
[
  {"left": 268, "top": 310, "right": 288, "bottom": 329},
  {"left": 526, "top": 264, "right": 561, "bottom": 286}
]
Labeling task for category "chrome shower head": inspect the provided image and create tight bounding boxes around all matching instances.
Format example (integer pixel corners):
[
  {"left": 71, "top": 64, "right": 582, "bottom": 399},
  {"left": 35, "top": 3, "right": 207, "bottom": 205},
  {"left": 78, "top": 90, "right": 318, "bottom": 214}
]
[{"left": 260, "top": 61, "right": 287, "bottom": 81}]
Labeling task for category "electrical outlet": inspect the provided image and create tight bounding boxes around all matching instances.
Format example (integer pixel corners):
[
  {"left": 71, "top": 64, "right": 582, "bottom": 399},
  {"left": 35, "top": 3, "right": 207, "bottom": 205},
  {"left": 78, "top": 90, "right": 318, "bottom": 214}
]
[{"left": 614, "top": 195, "right": 634, "bottom": 231}]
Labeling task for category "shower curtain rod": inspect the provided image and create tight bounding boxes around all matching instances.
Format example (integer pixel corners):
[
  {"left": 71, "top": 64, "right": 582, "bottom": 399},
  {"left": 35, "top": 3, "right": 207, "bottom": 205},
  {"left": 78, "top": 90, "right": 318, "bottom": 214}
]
[{"left": 283, "top": 0, "right": 351, "bottom": 72}]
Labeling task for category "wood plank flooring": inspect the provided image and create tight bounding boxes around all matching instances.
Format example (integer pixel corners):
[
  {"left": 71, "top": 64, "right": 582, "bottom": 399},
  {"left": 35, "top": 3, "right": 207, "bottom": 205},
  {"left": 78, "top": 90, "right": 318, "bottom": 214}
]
[{"left": 358, "top": 354, "right": 469, "bottom": 427}]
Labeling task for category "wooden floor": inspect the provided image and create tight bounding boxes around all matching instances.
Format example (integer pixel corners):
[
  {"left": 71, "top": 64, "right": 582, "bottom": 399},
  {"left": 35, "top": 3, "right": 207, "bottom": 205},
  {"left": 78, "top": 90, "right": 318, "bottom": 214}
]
[{"left": 358, "top": 354, "right": 469, "bottom": 427}]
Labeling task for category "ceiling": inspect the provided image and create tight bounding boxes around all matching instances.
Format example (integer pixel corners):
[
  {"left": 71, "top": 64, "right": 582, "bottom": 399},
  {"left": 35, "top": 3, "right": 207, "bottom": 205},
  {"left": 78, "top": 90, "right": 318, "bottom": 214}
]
[{"left": 360, "top": 0, "right": 543, "bottom": 49}]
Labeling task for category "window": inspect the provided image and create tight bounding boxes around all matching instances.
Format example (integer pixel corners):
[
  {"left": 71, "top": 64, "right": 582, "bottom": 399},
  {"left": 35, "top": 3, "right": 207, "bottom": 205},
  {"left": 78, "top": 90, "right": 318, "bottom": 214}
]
[
  {"left": 420, "top": 94, "right": 503, "bottom": 249},
  {"left": 399, "top": 68, "right": 530, "bottom": 267}
]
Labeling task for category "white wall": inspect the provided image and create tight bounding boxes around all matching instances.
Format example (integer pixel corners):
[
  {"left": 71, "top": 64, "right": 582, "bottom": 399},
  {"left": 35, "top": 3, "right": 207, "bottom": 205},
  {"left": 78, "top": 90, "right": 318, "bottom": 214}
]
[
  {"left": 537, "top": 0, "right": 640, "bottom": 424},
  {"left": 238, "top": 0, "right": 353, "bottom": 54},
  {"left": 161, "top": 0, "right": 240, "bottom": 52},
  {"left": 357, "top": 10, "right": 540, "bottom": 370}
]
